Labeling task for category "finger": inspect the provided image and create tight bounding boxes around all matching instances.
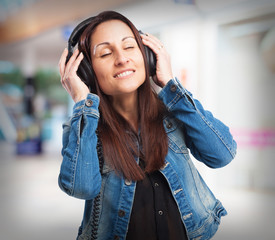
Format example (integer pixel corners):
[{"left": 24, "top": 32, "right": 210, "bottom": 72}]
[
  {"left": 60, "top": 71, "right": 69, "bottom": 91},
  {"left": 60, "top": 69, "right": 70, "bottom": 92},
  {"left": 61, "top": 79, "right": 69, "bottom": 93},
  {"left": 141, "top": 33, "right": 164, "bottom": 50},
  {"left": 60, "top": 49, "right": 69, "bottom": 90},
  {"left": 68, "top": 48, "right": 80, "bottom": 63},
  {"left": 63, "top": 49, "right": 80, "bottom": 80},
  {"left": 64, "top": 48, "right": 80, "bottom": 73},
  {"left": 59, "top": 48, "right": 68, "bottom": 77},
  {"left": 141, "top": 37, "right": 163, "bottom": 54},
  {"left": 61, "top": 52, "right": 84, "bottom": 93},
  {"left": 70, "top": 52, "right": 84, "bottom": 74},
  {"left": 146, "top": 33, "right": 163, "bottom": 46}
]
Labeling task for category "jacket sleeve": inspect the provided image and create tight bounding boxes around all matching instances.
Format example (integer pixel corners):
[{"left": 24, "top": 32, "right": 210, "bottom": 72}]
[
  {"left": 158, "top": 78, "right": 237, "bottom": 168},
  {"left": 58, "top": 93, "right": 102, "bottom": 200}
]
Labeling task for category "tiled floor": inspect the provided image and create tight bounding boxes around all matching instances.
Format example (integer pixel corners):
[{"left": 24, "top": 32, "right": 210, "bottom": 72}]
[{"left": 1, "top": 143, "right": 275, "bottom": 240}]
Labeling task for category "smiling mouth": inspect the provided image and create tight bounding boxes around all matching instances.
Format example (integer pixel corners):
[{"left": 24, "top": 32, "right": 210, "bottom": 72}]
[{"left": 114, "top": 70, "right": 134, "bottom": 78}]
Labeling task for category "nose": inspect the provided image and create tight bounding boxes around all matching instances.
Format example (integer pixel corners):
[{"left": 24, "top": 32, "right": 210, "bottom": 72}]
[{"left": 114, "top": 50, "right": 129, "bottom": 66}]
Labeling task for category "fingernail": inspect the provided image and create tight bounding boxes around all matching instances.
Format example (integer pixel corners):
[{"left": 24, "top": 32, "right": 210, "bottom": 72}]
[{"left": 140, "top": 32, "right": 148, "bottom": 37}]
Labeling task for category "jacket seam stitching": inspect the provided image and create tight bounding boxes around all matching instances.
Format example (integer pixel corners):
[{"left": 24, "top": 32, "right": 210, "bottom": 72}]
[
  {"left": 198, "top": 112, "right": 235, "bottom": 159},
  {"left": 70, "top": 115, "right": 82, "bottom": 196}
]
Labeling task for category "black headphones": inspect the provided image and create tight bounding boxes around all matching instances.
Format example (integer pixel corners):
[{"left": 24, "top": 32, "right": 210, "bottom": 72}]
[{"left": 66, "top": 16, "right": 156, "bottom": 93}]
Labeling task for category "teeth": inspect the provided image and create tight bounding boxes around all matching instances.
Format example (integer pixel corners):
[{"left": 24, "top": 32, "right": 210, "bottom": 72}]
[{"left": 116, "top": 71, "right": 133, "bottom": 78}]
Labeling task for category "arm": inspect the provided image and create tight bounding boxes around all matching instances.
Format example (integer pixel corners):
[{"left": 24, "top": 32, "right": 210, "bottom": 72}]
[
  {"left": 158, "top": 78, "right": 237, "bottom": 168},
  {"left": 58, "top": 93, "right": 102, "bottom": 200}
]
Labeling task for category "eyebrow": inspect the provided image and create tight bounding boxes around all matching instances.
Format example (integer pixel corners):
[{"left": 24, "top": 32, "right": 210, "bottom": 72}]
[{"left": 93, "top": 36, "right": 135, "bottom": 55}]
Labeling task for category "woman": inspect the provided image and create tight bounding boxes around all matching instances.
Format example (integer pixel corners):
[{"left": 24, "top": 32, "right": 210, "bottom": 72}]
[{"left": 58, "top": 10, "right": 237, "bottom": 240}]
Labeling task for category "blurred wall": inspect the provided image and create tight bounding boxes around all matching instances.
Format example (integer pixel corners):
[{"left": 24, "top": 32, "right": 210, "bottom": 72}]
[{"left": 0, "top": 0, "right": 275, "bottom": 189}]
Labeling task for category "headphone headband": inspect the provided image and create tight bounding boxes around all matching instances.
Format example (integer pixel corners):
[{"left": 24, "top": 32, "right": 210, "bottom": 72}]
[{"left": 68, "top": 16, "right": 95, "bottom": 46}]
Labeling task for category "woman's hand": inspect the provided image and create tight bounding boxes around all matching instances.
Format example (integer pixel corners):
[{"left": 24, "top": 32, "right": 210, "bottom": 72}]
[
  {"left": 58, "top": 48, "right": 90, "bottom": 103},
  {"left": 141, "top": 33, "right": 173, "bottom": 87}
]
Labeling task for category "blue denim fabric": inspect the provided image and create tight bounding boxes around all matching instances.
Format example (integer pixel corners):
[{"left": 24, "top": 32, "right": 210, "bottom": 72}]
[{"left": 58, "top": 78, "right": 237, "bottom": 240}]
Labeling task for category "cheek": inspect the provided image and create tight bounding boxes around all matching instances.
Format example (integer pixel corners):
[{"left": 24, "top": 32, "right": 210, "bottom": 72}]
[
  {"left": 137, "top": 53, "right": 146, "bottom": 73},
  {"left": 139, "top": 58, "right": 146, "bottom": 80},
  {"left": 93, "top": 62, "right": 111, "bottom": 88},
  {"left": 96, "top": 76, "right": 110, "bottom": 93},
  {"left": 92, "top": 63, "right": 109, "bottom": 92},
  {"left": 92, "top": 62, "right": 104, "bottom": 78},
  {"left": 137, "top": 51, "right": 145, "bottom": 65}
]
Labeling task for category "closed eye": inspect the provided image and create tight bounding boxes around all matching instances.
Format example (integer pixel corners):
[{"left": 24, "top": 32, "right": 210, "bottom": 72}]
[
  {"left": 100, "top": 52, "right": 112, "bottom": 58},
  {"left": 124, "top": 45, "right": 135, "bottom": 50}
]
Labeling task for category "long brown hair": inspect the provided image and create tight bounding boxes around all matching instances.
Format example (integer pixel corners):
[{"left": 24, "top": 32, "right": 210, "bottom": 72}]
[{"left": 79, "top": 11, "right": 168, "bottom": 181}]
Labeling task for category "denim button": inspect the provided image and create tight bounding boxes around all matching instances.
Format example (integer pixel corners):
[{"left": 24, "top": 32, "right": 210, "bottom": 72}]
[
  {"left": 124, "top": 179, "right": 132, "bottom": 186},
  {"left": 158, "top": 210, "right": 163, "bottom": 215},
  {"left": 170, "top": 84, "right": 177, "bottom": 92},
  {"left": 154, "top": 182, "right": 159, "bottom": 187},
  {"left": 166, "top": 122, "right": 172, "bottom": 129},
  {"left": 118, "top": 210, "right": 125, "bottom": 217},
  {"left": 85, "top": 99, "right": 93, "bottom": 107}
]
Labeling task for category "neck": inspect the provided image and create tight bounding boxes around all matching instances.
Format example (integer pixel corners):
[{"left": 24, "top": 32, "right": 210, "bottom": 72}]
[{"left": 111, "top": 92, "right": 139, "bottom": 132}]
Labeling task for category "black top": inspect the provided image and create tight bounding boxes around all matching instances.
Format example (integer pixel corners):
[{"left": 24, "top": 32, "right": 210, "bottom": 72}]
[{"left": 126, "top": 161, "right": 188, "bottom": 240}]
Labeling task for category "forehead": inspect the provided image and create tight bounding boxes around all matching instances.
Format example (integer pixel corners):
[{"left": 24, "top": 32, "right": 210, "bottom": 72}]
[{"left": 91, "top": 20, "right": 134, "bottom": 46}]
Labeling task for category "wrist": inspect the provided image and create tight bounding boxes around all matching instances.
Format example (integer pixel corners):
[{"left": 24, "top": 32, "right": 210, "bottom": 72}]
[
  {"left": 74, "top": 93, "right": 88, "bottom": 103},
  {"left": 160, "top": 76, "right": 174, "bottom": 88}
]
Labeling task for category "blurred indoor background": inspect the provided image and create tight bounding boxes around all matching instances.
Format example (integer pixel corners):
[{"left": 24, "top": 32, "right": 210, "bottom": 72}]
[{"left": 0, "top": 0, "right": 275, "bottom": 239}]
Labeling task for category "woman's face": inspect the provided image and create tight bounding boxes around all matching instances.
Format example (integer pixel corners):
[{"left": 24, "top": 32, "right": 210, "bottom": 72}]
[{"left": 90, "top": 20, "right": 146, "bottom": 97}]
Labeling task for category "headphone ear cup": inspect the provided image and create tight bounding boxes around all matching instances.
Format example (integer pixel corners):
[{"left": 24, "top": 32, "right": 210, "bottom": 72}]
[
  {"left": 139, "top": 31, "right": 156, "bottom": 76},
  {"left": 77, "top": 56, "right": 96, "bottom": 93},
  {"left": 144, "top": 45, "right": 156, "bottom": 77},
  {"left": 66, "top": 16, "right": 96, "bottom": 92}
]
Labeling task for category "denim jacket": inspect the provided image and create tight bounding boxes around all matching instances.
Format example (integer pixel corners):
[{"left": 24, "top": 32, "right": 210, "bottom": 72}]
[{"left": 58, "top": 78, "right": 237, "bottom": 240}]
